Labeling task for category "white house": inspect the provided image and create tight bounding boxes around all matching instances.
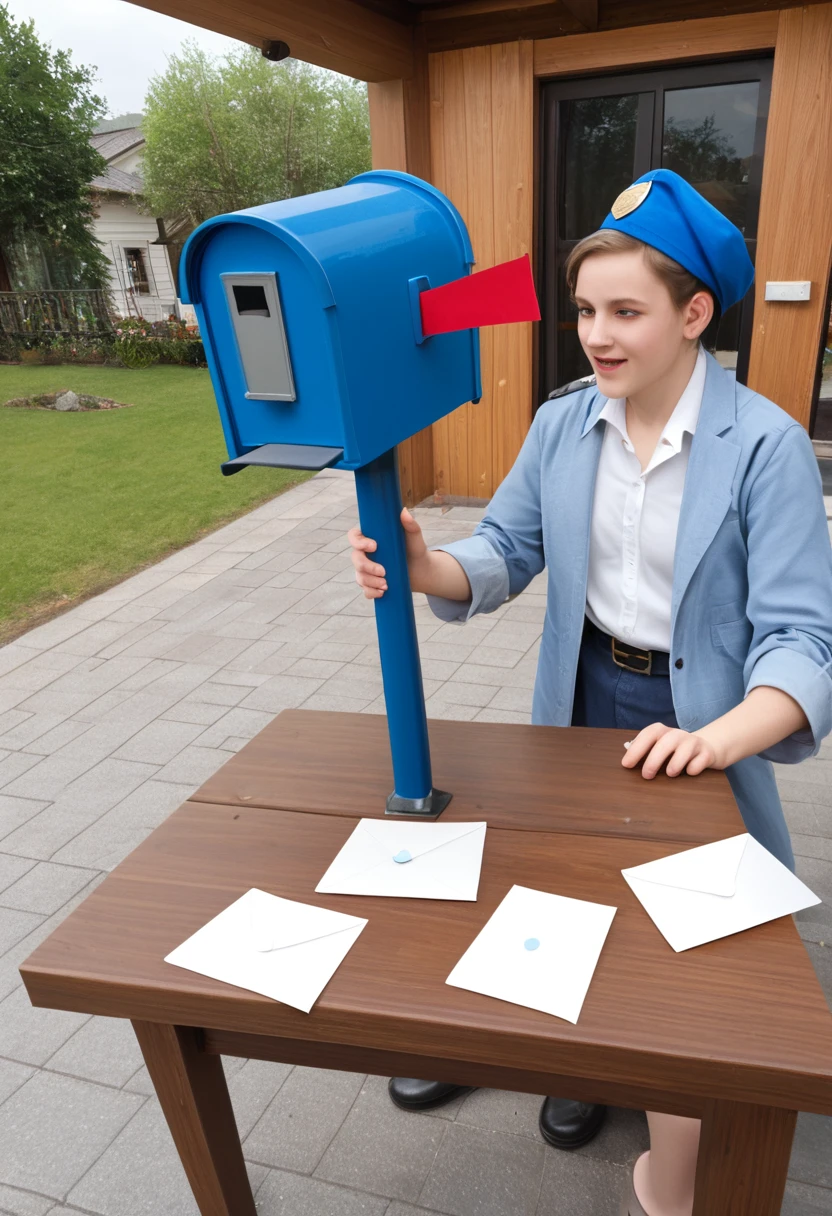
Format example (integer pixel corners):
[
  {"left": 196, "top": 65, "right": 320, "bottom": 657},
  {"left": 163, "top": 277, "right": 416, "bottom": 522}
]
[{"left": 89, "top": 118, "right": 182, "bottom": 323}]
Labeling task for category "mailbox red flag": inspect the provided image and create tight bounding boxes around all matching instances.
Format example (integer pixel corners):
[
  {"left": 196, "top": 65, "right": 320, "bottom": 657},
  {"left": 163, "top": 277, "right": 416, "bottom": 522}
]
[{"left": 419, "top": 253, "right": 541, "bottom": 337}]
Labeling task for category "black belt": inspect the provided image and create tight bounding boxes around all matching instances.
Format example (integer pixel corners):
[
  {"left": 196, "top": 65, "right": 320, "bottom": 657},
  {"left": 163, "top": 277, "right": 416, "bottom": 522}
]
[{"left": 584, "top": 617, "right": 670, "bottom": 677}]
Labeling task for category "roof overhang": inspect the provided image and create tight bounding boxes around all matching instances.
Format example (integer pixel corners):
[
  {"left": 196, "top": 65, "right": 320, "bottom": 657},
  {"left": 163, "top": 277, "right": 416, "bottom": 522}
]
[
  {"left": 124, "top": 0, "right": 415, "bottom": 80},
  {"left": 121, "top": 0, "right": 826, "bottom": 79}
]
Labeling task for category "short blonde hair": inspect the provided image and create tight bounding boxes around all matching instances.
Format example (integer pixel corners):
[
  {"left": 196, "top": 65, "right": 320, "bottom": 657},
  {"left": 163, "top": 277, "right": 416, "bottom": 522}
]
[{"left": 564, "top": 229, "right": 715, "bottom": 313}]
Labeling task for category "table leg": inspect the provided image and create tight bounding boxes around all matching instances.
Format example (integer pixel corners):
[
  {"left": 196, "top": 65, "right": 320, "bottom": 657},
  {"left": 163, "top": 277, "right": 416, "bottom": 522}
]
[
  {"left": 692, "top": 1099, "right": 797, "bottom": 1216},
  {"left": 132, "top": 1021, "right": 256, "bottom": 1216}
]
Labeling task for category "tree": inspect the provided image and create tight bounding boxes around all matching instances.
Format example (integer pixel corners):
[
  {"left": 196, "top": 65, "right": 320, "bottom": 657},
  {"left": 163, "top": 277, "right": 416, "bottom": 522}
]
[
  {"left": 561, "top": 94, "right": 642, "bottom": 239},
  {"left": 663, "top": 114, "right": 748, "bottom": 232},
  {"left": 141, "top": 44, "right": 371, "bottom": 234},
  {"left": 0, "top": 5, "right": 110, "bottom": 290}
]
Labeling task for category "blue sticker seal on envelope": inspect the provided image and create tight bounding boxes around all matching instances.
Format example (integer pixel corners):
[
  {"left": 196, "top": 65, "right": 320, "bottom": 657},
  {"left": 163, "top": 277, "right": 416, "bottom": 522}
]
[
  {"left": 524, "top": 938, "right": 540, "bottom": 951},
  {"left": 393, "top": 850, "right": 413, "bottom": 865}
]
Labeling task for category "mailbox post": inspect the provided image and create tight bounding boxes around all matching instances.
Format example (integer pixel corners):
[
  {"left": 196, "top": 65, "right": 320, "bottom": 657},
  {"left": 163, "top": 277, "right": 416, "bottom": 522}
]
[{"left": 354, "top": 448, "right": 449, "bottom": 815}]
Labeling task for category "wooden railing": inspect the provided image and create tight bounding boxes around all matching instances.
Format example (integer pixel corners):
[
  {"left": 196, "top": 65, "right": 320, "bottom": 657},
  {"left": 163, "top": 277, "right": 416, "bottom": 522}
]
[{"left": 0, "top": 289, "right": 115, "bottom": 339}]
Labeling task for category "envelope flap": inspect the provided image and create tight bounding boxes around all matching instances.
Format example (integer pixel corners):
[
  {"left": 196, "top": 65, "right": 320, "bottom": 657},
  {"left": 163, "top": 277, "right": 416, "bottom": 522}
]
[
  {"left": 360, "top": 820, "right": 486, "bottom": 863},
  {"left": 246, "top": 889, "right": 364, "bottom": 953},
  {"left": 622, "top": 834, "right": 749, "bottom": 897}
]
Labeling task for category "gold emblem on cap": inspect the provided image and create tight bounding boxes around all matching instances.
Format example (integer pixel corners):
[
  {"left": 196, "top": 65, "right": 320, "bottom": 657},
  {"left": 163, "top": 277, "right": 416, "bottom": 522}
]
[{"left": 611, "top": 180, "right": 652, "bottom": 219}]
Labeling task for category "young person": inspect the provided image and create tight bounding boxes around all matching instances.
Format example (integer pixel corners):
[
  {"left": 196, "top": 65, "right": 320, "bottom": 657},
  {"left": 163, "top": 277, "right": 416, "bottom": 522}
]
[{"left": 347, "top": 169, "right": 832, "bottom": 1216}]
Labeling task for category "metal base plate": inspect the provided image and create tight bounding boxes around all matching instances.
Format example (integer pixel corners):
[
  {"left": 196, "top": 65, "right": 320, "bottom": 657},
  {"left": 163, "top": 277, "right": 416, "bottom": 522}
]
[{"left": 385, "top": 788, "right": 453, "bottom": 818}]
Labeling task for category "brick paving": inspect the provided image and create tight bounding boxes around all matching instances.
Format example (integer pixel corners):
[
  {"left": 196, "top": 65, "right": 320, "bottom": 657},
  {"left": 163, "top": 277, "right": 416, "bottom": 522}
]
[{"left": 0, "top": 469, "right": 829, "bottom": 1215}]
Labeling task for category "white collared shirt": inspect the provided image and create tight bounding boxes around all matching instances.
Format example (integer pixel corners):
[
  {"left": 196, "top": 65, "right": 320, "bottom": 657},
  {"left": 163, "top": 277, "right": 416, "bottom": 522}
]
[{"left": 584, "top": 347, "right": 707, "bottom": 653}]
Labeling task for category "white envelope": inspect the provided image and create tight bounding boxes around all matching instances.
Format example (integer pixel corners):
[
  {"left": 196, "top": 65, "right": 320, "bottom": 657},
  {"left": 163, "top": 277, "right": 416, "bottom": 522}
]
[
  {"left": 446, "top": 884, "right": 617, "bottom": 1024},
  {"left": 164, "top": 888, "right": 367, "bottom": 1013},
  {"left": 315, "top": 819, "right": 487, "bottom": 901},
  {"left": 622, "top": 833, "right": 821, "bottom": 953}
]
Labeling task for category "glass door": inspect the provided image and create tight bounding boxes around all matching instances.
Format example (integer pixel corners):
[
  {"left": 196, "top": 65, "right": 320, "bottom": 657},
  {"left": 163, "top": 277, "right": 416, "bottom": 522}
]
[{"left": 540, "top": 59, "right": 772, "bottom": 395}]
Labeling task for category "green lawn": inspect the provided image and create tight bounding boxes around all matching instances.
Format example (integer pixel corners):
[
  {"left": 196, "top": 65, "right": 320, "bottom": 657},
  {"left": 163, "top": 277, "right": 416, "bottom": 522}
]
[{"left": 0, "top": 365, "right": 311, "bottom": 642}]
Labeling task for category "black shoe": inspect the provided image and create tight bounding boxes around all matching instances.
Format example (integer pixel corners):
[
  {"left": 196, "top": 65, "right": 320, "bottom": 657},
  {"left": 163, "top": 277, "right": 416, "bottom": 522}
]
[
  {"left": 388, "top": 1078, "right": 474, "bottom": 1111},
  {"left": 538, "top": 1097, "right": 607, "bottom": 1149}
]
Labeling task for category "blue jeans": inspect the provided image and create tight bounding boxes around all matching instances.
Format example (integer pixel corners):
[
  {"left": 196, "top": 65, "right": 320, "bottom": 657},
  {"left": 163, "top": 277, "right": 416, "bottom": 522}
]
[{"left": 571, "top": 619, "right": 677, "bottom": 731}]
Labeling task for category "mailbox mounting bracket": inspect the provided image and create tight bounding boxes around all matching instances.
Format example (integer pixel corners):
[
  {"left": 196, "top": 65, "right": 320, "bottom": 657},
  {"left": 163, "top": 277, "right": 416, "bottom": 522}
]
[
  {"left": 408, "top": 275, "right": 431, "bottom": 345},
  {"left": 386, "top": 788, "right": 453, "bottom": 818}
]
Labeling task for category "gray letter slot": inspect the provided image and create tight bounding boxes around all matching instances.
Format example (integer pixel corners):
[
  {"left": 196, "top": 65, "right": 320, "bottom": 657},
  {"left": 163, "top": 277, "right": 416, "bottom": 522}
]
[{"left": 222, "top": 272, "right": 296, "bottom": 402}]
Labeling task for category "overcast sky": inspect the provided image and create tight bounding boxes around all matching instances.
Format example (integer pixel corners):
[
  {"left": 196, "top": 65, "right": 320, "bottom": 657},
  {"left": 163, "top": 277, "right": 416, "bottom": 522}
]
[{"left": 12, "top": 0, "right": 243, "bottom": 115}]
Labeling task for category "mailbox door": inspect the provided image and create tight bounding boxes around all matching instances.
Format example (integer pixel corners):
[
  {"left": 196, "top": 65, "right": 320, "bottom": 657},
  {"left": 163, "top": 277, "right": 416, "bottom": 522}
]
[{"left": 197, "top": 224, "right": 351, "bottom": 457}]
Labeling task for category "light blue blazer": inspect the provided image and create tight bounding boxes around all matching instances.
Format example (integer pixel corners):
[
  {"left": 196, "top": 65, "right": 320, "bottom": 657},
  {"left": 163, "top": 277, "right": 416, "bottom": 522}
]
[{"left": 429, "top": 352, "right": 832, "bottom": 869}]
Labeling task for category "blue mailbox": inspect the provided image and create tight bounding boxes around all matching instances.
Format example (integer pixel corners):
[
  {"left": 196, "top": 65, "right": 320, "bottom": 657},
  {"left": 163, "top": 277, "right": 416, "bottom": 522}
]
[
  {"left": 179, "top": 170, "right": 481, "bottom": 473},
  {"left": 180, "top": 170, "right": 533, "bottom": 817}
]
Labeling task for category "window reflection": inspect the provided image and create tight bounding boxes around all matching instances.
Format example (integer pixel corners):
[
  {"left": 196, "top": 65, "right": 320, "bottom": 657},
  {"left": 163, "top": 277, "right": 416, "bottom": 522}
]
[
  {"left": 662, "top": 81, "right": 760, "bottom": 234},
  {"left": 662, "top": 81, "right": 761, "bottom": 375},
  {"left": 546, "top": 70, "right": 768, "bottom": 392},
  {"left": 561, "top": 95, "right": 639, "bottom": 240}
]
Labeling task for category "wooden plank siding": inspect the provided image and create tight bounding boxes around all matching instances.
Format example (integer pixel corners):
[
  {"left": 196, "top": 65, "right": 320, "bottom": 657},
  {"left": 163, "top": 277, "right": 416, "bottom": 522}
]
[
  {"left": 746, "top": 3, "right": 832, "bottom": 428},
  {"left": 372, "top": 6, "right": 832, "bottom": 494},
  {"left": 428, "top": 41, "right": 535, "bottom": 498},
  {"left": 368, "top": 39, "right": 436, "bottom": 506},
  {"left": 492, "top": 41, "right": 535, "bottom": 485},
  {"left": 95, "top": 199, "right": 178, "bottom": 322}
]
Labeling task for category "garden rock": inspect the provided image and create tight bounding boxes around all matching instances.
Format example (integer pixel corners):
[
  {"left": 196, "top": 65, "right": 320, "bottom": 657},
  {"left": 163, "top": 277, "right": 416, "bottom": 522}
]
[{"left": 54, "top": 390, "right": 80, "bottom": 411}]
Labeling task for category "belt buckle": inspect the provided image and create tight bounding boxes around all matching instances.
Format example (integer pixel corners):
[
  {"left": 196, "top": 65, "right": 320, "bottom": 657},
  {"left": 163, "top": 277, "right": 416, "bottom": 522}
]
[{"left": 611, "top": 638, "right": 652, "bottom": 676}]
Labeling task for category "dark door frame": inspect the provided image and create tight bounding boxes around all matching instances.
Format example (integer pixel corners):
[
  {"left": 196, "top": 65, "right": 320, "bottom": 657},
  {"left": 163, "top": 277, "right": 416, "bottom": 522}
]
[{"left": 539, "top": 56, "right": 773, "bottom": 400}]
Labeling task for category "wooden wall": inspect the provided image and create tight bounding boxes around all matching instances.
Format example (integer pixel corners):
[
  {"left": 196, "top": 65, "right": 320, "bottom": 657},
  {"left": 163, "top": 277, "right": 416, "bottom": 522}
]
[
  {"left": 428, "top": 42, "right": 535, "bottom": 499},
  {"left": 368, "top": 42, "right": 436, "bottom": 507},
  {"left": 367, "top": 6, "right": 832, "bottom": 499},
  {"left": 532, "top": 9, "right": 779, "bottom": 73},
  {"left": 747, "top": 3, "right": 832, "bottom": 428}
]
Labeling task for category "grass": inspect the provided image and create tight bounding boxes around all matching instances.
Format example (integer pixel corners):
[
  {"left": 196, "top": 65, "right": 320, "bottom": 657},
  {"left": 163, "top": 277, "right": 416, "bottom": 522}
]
[{"left": 0, "top": 365, "right": 312, "bottom": 643}]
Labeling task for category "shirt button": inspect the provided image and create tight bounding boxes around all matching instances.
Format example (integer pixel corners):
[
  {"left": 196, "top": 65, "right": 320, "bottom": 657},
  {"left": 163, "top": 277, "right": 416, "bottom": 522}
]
[{"left": 675, "top": 658, "right": 684, "bottom": 669}]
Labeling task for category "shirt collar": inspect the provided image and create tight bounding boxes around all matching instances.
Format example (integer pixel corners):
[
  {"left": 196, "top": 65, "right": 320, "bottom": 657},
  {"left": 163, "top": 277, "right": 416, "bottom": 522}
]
[{"left": 598, "top": 346, "right": 707, "bottom": 455}]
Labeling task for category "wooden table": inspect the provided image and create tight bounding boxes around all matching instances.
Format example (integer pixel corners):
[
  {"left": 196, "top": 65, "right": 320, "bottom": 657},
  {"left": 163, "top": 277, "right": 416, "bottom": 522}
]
[{"left": 20, "top": 710, "right": 832, "bottom": 1216}]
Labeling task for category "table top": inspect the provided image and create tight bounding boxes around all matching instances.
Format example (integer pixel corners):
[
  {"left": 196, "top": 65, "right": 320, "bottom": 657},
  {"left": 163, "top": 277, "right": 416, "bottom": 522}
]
[
  {"left": 20, "top": 711, "right": 832, "bottom": 1115},
  {"left": 191, "top": 710, "right": 742, "bottom": 844}
]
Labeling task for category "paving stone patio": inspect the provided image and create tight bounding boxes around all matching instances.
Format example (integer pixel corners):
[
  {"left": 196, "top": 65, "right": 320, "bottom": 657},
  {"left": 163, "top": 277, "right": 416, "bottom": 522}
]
[{"left": 0, "top": 468, "right": 830, "bottom": 1216}]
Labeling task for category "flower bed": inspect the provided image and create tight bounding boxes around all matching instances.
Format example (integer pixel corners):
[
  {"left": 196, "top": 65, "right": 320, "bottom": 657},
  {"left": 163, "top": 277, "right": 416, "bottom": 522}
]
[
  {"left": 4, "top": 389, "right": 131, "bottom": 411},
  {"left": 0, "top": 315, "right": 206, "bottom": 369},
  {"left": 110, "top": 316, "right": 205, "bottom": 369}
]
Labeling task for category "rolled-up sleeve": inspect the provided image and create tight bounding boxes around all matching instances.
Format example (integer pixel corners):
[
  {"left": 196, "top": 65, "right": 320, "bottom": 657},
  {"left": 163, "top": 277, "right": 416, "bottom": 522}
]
[
  {"left": 426, "top": 535, "right": 511, "bottom": 622},
  {"left": 742, "top": 423, "right": 832, "bottom": 762},
  {"left": 427, "top": 408, "right": 546, "bottom": 624}
]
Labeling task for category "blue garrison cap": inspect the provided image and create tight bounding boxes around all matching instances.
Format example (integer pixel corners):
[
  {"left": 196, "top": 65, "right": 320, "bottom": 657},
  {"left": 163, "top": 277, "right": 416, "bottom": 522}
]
[{"left": 598, "top": 169, "right": 754, "bottom": 313}]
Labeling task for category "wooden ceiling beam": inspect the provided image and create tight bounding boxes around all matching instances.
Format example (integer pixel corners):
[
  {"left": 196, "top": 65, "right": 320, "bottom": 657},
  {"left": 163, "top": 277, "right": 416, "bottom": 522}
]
[
  {"left": 418, "top": 0, "right": 829, "bottom": 55},
  {"left": 420, "top": 2, "right": 585, "bottom": 52},
  {"left": 534, "top": 10, "right": 779, "bottom": 75},
  {"left": 123, "top": 0, "right": 415, "bottom": 81},
  {"left": 558, "top": 0, "right": 597, "bottom": 30},
  {"left": 597, "top": 0, "right": 807, "bottom": 29}
]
